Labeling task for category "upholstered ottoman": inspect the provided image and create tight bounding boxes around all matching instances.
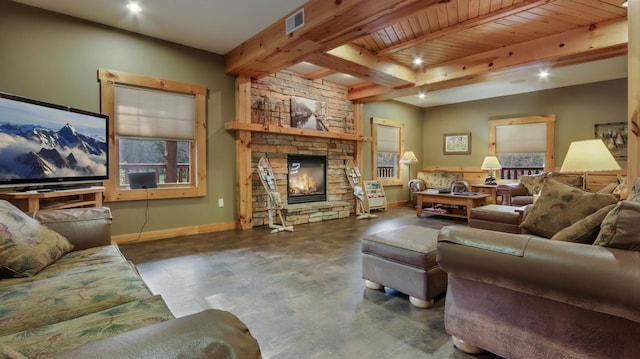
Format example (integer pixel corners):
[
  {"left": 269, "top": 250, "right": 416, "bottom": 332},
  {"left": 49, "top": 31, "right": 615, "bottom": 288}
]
[
  {"left": 469, "top": 204, "right": 523, "bottom": 233},
  {"left": 361, "top": 225, "right": 447, "bottom": 308}
]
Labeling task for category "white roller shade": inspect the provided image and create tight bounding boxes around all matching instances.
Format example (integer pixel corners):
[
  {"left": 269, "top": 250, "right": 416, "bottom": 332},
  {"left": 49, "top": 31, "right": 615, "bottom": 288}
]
[
  {"left": 496, "top": 123, "right": 546, "bottom": 153},
  {"left": 115, "top": 84, "right": 195, "bottom": 140},
  {"left": 377, "top": 125, "right": 400, "bottom": 152}
]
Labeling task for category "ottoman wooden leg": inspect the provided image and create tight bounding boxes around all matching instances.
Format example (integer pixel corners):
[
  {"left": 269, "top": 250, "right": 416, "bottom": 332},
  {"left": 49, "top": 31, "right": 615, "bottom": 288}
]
[
  {"left": 451, "top": 335, "right": 484, "bottom": 354},
  {"left": 409, "top": 296, "right": 434, "bottom": 309},
  {"left": 365, "top": 280, "right": 383, "bottom": 290}
]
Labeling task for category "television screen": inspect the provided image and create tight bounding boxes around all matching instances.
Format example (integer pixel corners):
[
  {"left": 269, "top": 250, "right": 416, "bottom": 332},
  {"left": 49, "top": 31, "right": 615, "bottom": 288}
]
[{"left": 0, "top": 92, "right": 108, "bottom": 189}]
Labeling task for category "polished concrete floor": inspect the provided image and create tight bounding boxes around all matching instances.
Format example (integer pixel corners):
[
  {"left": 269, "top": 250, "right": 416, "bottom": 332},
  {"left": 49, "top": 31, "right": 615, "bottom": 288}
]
[{"left": 120, "top": 207, "right": 502, "bottom": 359}]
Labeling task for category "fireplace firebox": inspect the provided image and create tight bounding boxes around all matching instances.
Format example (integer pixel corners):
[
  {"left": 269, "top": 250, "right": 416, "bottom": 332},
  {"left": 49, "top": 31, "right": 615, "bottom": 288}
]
[{"left": 287, "top": 155, "right": 327, "bottom": 204}]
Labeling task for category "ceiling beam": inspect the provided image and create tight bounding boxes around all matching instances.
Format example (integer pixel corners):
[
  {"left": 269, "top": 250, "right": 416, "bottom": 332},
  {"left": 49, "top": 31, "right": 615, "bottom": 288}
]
[
  {"left": 307, "top": 52, "right": 414, "bottom": 88},
  {"left": 224, "top": 0, "right": 444, "bottom": 78},
  {"left": 349, "top": 18, "right": 628, "bottom": 102}
]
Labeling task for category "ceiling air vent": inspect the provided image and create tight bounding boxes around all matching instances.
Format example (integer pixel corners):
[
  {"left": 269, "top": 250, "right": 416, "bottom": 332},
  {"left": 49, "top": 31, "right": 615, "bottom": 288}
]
[{"left": 285, "top": 8, "right": 304, "bottom": 35}]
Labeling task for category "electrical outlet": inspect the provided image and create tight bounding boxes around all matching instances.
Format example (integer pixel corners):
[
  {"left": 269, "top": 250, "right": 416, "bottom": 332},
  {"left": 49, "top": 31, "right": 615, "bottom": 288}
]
[{"left": 218, "top": 198, "right": 224, "bottom": 207}]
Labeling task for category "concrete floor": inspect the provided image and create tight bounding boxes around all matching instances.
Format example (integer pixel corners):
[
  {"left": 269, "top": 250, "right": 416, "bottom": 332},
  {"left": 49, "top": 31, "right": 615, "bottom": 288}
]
[{"left": 120, "top": 207, "right": 502, "bottom": 359}]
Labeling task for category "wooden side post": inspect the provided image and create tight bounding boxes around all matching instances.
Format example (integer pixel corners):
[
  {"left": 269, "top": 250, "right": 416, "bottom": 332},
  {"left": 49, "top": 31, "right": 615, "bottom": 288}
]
[
  {"left": 629, "top": 0, "right": 639, "bottom": 180},
  {"left": 236, "top": 75, "right": 253, "bottom": 229}
]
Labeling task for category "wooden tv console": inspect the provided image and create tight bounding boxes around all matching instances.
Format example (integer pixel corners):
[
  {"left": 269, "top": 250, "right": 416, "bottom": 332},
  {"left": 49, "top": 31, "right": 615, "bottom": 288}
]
[{"left": 0, "top": 186, "right": 105, "bottom": 212}]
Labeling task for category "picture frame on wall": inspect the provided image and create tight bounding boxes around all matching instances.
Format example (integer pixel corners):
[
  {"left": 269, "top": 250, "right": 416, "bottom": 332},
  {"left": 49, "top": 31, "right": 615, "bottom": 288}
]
[
  {"left": 595, "top": 122, "right": 627, "bottom": 160},
  {"left": 443, "top": 133, "right": 471, "bottom": 155},
  {"left": 290, "top": 96, "right": 328, "bottom": 131}
]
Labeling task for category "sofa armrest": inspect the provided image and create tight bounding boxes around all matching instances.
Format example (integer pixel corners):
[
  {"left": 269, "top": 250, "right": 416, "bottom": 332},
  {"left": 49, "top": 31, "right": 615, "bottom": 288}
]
[
  {"left": 436, "top": 225, "right": 640, "bottom": 323},
  {"left": 43, "top": 309, "right": 261, "bottom": 359},
  {"left": 496, "top": 183, "right": 528, "bottom": 205},
  {"left": 408, "top": 178, "right": 425, "bottom": 192},
  {"left": 31, "top": 207, "right": 112, "bottom": 250}
]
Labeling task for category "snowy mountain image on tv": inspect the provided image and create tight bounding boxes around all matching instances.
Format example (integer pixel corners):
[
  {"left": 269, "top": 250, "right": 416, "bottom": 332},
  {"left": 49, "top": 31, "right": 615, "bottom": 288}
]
[{"left": 0, "top": 95, "right": 107, "bottom": 184}]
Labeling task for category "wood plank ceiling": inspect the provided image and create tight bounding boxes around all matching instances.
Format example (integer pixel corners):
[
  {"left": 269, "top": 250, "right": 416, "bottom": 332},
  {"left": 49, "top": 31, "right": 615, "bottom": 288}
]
[{"left": 224, "top": 0, "right": 628, "bottom": 104}]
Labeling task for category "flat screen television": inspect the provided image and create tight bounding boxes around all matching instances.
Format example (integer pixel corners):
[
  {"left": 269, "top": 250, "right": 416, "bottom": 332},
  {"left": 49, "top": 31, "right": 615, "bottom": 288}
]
[{"left": 0, "top": 92, "right": 108, "bottom": 189}]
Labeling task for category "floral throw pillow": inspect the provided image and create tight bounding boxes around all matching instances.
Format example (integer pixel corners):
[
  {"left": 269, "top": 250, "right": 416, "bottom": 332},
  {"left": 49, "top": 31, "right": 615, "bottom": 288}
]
[
  {"left": 550, "top": 204, "right": 616, "bottom": 243},
  {"left": 520, "top": 178, "right": 618, "bottom": 238},
  {"left": 0, "top": 200, "right": 74, "bottom": 277}
]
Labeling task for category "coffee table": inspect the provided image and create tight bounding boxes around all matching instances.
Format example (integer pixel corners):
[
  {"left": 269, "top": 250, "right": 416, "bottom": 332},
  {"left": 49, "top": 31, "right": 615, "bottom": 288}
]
[{"left": 415, "top": 191, "right": 489, "bottom": 222}]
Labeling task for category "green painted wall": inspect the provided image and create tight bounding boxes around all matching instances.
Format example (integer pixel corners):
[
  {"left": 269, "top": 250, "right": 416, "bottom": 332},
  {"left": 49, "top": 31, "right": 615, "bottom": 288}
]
[
  {"left": 422, "top": 79, "right": 628, "bottom": 170},
  {"left": 362, "top": 101, "right": 424, "bottom": 203},
  {"left": 0, "top": 2, "right": 237, "bottom": 235}
]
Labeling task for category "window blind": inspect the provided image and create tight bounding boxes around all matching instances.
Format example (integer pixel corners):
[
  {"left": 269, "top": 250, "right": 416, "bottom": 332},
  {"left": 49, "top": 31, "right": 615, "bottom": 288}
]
[
  {"left": 114, "top": 84, "right": 195, "bottom": 140},
  {"left": 377, "top": 125, "right": 400, "bottom": 153},
  {"left": 496, "top": 123, "right": 546, "bottom": 153}
]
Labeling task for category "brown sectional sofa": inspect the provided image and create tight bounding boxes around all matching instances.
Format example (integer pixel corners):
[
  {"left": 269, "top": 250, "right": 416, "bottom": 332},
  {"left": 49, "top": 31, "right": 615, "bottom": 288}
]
[
  {"left": 436, "top": 178, "right": 640, "bottom": 358},
  {"left": 0, "top": 201, "right": 261, "bottom": 358}
]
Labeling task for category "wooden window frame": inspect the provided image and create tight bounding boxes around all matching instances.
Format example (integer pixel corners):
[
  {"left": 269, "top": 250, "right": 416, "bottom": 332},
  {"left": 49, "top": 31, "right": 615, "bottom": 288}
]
[
  {"left": 98, "top": 68, "right": 207, "bottom": 202},
  {"left": 488, "top": 115, "right": 556, "bottom": 173},
  {"left": 371, "top": 117, "right": 404, "bottom": 186}
]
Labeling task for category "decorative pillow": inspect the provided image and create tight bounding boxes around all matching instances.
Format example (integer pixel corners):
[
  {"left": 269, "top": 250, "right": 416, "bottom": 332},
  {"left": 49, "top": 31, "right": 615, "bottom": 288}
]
[
  {"left": 0, "top": 200, "right": 74, "bottom": 277},
  {"left": 598, "top": 181, "right": 619, "bottom": 195},
  {"left": 613, "top": 177, "right": 629, "bottom": 200},
  {"left": 519, "top": 173, "right": 546, "bottom": 195},
  {"left": 547, "top": 172, "right": 584, "bottom": 189},
  {"left": 626, "top": 178, "right": 640, "bottom": 202},
  {"left": 550, "top": 204, "right": 616, "bottom": 243},
  {"left": 520, "top": 178, "right": 618, "bottom": 238},
  {"left": 594, "top": 200, "right": 640, "bottom": 250}
]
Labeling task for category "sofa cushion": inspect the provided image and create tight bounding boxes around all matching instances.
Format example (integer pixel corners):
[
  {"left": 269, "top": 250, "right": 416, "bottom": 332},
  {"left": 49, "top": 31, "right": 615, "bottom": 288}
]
[
  {"left": 520, "top": 179, "right": 618, "bottom": 238},
  {"left": 550, "top": 204, "right": 616, "bottom": 243},
  {"left": 0, "top": 200, "right": 73, "bottom": 277},
  {"left": 416, "top": 170, "right": 463, "bottom": 190},
  {"left": 0, "top": 260, "right": 154, "bottom": 336},
  {"left": 1, "top": 295, "right": 173, "bottom": 358},
  {"left": 594, "top": 200, "right": 640, "bottom": 250}
]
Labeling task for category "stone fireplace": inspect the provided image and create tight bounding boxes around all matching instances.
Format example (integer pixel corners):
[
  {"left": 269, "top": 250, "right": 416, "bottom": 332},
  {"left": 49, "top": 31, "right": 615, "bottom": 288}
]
[
  {"left": 244, "top": 69, "right": 358, "bottom": 227},
  {"left": 287, "top": 155, "right": 327, "bottom": 204}
]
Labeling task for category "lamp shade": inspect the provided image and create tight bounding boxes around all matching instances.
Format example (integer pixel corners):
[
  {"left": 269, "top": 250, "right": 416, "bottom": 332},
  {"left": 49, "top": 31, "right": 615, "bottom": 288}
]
[
  {"left": 480, "top": 156, "right": 502, "bottom": 170},
  {"left": 560, "top": 139, "right": 621, "bottom": 173},
  {"left": 399, "top": 151, "right": 419, "bottom": 164}
]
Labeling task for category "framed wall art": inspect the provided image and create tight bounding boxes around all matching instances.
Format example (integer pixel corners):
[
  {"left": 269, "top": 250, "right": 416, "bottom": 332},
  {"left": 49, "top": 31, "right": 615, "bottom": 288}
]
[
  {"left": 443, "top": 133, "right": 471, "bottom": 155},
  {"left": 290, "top": 96, "right": 328, "bottom": 131},
  {"left": 595, "top": 122, "right": 627, "bottom": 160}
]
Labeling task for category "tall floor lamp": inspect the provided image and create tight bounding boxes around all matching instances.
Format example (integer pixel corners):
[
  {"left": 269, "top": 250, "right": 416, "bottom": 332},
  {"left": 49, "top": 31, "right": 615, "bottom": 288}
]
[
  {"left": 560, "top": 139, "right": 621, "bottom": 190},
  {"left": 400, "top": 151, "right": 419, "bottom": 202}
]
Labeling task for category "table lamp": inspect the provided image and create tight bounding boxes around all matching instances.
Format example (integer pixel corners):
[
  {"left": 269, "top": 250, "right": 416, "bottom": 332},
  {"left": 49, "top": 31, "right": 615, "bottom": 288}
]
[
  {"left": 560, "top": 139, "right": 621, "bottom": 190},
  {"left": 480, "top": 156, "right": 501, "bottom": 185}
]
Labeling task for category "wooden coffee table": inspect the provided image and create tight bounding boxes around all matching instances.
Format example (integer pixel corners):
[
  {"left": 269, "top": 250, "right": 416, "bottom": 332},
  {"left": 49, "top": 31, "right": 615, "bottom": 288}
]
[{"left": 415, "top": 191, "right": 489, "bottom": 222}]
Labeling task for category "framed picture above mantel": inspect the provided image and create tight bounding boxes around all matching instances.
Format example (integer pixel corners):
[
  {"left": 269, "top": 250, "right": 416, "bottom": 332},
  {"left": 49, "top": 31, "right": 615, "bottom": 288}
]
[{"left": 443, "top": 133, "right": 471, "bottom": 155}]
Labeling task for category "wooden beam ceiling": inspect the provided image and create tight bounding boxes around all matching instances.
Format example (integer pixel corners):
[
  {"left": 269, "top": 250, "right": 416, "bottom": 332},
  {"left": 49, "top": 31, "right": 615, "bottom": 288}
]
[{"left": 224, "top": 0, "right": 628, "bottom": 103}]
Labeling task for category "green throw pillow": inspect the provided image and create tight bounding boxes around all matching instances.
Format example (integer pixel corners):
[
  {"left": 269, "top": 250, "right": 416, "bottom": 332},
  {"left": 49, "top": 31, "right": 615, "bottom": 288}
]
[
  {"left": 594, "top": 200, "right": 640, "bottom": 250},
  {"left": 550, "top": 204, "right": 616, "bottom": 243},
  {"left": 0, "top": 200, "right": 74, "bottom": 277},
  {"left": 520, "top": 178, "right": 618, "bottom": 238}
]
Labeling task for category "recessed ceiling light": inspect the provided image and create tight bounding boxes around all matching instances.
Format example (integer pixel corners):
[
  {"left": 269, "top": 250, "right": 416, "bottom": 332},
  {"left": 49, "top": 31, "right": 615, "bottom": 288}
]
[
  {"left": 127, "top": 2, "right": 142, "bottom": 13},
  {"left": 413, "top": 58, "right": 423, "bottom": 66},
  {"left": 418, "top": 92, "right": 426, "bottom": 99},
  {"left": 538, "top": 70, "right": 550, "bottom": 79}
]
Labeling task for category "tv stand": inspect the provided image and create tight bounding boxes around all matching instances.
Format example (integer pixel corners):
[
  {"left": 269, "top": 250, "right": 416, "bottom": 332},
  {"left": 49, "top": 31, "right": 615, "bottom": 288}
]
[{"left": 0, "top": 186, "right": 105, "bottom": 212}]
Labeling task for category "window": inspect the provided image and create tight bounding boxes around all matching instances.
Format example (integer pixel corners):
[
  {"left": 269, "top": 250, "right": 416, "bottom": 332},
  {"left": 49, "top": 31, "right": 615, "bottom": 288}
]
[
  {"left": 371, "top": 117, "right": 404, "bottom": 186},
  {"left": 489, "top": 115, "right": 555, "bottom": 179},
  {"left": 98, "top": 68, "right": 207, "bottom": 201}
]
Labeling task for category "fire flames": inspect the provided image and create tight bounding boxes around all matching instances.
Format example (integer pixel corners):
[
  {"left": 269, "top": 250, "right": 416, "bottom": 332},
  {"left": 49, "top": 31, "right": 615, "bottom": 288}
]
[{"left": 290, "top": 171, "right": 317, "bottom": 195}]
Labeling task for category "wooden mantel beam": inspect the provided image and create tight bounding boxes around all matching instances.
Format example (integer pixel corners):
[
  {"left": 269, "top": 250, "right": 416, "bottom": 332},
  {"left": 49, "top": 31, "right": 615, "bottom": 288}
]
[{"left": 349, "top": 18, "right": 628, "bottom": 102}]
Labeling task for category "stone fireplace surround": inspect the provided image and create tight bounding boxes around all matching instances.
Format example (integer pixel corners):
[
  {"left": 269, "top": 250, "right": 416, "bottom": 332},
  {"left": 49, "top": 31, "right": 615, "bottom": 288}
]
[{"left": 251, "top": 133, "right": 354, "bottom": 226}]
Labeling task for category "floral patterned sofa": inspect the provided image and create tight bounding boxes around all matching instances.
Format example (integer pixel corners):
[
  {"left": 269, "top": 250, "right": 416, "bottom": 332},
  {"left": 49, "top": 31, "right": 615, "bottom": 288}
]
[
  {"left": 408, "top": 170, "right": 466, "bottom": 205},
  {"left": 0, "top": 200, "right": 261, "bottom": 358}
]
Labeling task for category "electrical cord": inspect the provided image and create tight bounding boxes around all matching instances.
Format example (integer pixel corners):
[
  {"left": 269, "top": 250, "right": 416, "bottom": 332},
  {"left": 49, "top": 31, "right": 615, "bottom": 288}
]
[{"left": 136, "top": 187, "right": 150, "bottom": 241}]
